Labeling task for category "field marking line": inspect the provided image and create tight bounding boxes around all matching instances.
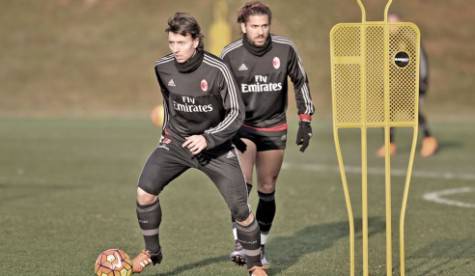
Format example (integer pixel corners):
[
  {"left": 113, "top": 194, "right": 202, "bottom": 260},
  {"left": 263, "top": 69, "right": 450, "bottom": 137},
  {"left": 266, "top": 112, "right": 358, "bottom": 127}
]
[
  {"left": 282, "top": 162, "right": 475, "bottom": 181},
  {"left": 283, "top": 162, "right": 475, "bottom": 208},
  {"left": 422, "top": 187, "right": 475, "bottom": 208}
]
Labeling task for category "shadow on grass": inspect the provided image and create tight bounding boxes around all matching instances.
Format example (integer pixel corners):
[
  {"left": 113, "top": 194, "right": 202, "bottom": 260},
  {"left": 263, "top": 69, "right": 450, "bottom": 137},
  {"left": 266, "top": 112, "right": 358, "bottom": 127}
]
[
  {"left": 267, "top": 216, "right": 385, "bottom": 274},
  {"left": 436, "top": 139, "right": 463, "bottom": 154},
  {"left": 406, "top": 239, "right": 475, "bottom": 276},
  {"left": 154, "top": 217, "right": 385, "bottom": 275},
  {"left": 156, "top": 255, "right": 228, "bottom": 276}
]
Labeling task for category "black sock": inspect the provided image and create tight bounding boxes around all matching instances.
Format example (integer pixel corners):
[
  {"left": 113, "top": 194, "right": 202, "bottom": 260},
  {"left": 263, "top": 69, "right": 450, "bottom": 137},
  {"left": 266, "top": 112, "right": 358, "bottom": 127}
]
[
  {"left": 256, "top": 191, "right": 276, "bottom": 234},
  {"left": 236, "top": 217, "right": 262, "bottom": 269},
  {"left": 389, "top": 128, "right": 395, "bottom": 143},
  {"left": 419, "top": 112, "right": 431, "bottom": 137},
  {"left": 136, "top": 200, "right": 162, "bottom": 263}
]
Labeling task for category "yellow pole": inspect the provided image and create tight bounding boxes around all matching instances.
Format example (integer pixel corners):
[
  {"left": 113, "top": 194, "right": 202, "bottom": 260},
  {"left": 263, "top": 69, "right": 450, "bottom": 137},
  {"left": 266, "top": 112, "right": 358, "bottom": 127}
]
[
  {"left": 356, "top": 1, "right": 369, "bottom": 274},
  {"left": 361, "top": 128, "right": 369, "bottom": 276},
  {"left": 330, "top": 26, "right": 355, "bottom": 276},
  {"left": 384, "top": 0, "right": 394, "bottom": 22},
  {"left": 400, "top": 33, "right": 420, "bottom": 276},
  {"left": 208, "top": 0, "right": 231, "bottom": 56},
  {"left": 356, "top": 0, "right": 366, "bottom": 23},
  {"left": 383, "top": 1, "right": 393, "bottom": 275},
  {"left": 399, "top": 127, "right": 418, "bottom": 276},
  {"left": 357, "top": 1, "right": 368, "bottom": 274},
  {"left": 333, "top": 130, "right": 355, "bottom": 276}
]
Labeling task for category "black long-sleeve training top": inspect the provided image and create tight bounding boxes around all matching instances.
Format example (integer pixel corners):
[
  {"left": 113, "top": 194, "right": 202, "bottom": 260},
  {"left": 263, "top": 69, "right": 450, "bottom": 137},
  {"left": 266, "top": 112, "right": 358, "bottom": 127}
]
[
  {"left": 154, "top": 50, "right": 244, "bottom": 150},
  {"left": 221, "top": 35, "right": 315, "bottom": 128}
]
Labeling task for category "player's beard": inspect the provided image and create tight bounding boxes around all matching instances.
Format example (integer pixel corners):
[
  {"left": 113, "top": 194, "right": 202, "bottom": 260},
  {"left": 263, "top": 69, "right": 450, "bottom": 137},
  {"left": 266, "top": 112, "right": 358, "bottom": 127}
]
[{"left": 250, "top": 34, "right": 268, "bottom": 47}]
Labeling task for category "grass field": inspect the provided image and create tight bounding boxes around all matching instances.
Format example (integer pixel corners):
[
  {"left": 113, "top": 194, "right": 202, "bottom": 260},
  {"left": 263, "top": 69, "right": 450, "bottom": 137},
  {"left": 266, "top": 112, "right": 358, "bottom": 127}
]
[
  {"left": 1, "top": 1, "right": 474, "bottom": 275},
  {"left": 1, "top": 117, "right": 474, "bottom": 275}
]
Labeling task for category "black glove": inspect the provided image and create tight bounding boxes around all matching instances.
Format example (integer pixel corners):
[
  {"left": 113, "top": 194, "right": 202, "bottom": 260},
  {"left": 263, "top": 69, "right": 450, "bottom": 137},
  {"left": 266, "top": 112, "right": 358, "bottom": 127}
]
[
  {"left": 296, "top": 121, "right": 312, "bottom": 152},
  {"left": 232, "top": 135, "right": 247, "bottom": 152}
]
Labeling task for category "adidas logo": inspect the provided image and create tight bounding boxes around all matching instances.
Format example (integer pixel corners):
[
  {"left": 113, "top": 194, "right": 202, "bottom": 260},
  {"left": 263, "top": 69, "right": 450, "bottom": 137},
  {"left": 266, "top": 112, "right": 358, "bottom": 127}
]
[
  {"left": 238, "top": 63, "right": 248, "bottom": 71},
  {"left": 168, "top": 79, "right": 176, "bottom": 87}
]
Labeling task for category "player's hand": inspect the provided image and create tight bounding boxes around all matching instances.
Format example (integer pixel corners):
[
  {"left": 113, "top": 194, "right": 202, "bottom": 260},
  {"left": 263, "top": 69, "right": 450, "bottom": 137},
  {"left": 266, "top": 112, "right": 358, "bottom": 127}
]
[
  {"left": 182, "top": 135, "right": 208, "bottom": 155},
  {"left": 296, "top": 121, "right": 312, "bottom": 152}
]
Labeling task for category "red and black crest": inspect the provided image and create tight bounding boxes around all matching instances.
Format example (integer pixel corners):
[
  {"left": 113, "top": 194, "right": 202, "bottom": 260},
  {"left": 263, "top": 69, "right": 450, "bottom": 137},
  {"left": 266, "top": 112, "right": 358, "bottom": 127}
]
[
  {"left": 200, "top": 79, "right": 208, "bottom": 92},
  {"left": 272, "top": 57, "right": 281, "bottom": 70}
]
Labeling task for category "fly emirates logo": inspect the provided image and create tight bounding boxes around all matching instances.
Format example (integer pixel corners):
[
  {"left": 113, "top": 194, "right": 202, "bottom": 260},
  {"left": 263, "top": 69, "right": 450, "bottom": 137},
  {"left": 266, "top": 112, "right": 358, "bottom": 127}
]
[
  {"left": 241, "top": 75, "right": 282, "bottom": 93},
  {"left": 173, "top": 96, "right": 214, "bottom": 113}
]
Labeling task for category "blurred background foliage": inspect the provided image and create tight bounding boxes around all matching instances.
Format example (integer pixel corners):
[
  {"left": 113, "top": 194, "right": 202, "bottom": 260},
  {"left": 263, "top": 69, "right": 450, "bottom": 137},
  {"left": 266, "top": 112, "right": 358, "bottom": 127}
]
[{"left": 0, "top": 0, "right": 473, "bottom": 117}]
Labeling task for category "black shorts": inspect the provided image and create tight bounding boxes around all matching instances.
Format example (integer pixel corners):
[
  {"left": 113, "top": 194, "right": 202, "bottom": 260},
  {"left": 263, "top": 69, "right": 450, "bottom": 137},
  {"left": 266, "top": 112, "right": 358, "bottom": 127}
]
[
  {"left": 138, "top": 132, "right": 250, "bottom": 221},
  {"left": 238, "top": 123, "right": 288, "bottom": 152}
]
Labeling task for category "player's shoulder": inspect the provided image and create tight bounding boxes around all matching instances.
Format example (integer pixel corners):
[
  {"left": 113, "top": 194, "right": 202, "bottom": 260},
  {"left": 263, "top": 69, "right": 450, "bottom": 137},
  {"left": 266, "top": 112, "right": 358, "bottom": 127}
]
[
  {"left": 272, "top": 35, "right": 304, "bottom": 60},
  {"left": 154, "top": 53, "right": 174, "bottom": 71},
  {"left": 203, "top": 51, "right": 231, "bottom": 71},
  {"left": 202, "top": 52, "right": 235, "bottom": 84},
  {"left": 220, "top": 38, "right": 244, "bottom": 58},
  {"left": 271, "top": 35, "right": 297, "bottom": 50}
]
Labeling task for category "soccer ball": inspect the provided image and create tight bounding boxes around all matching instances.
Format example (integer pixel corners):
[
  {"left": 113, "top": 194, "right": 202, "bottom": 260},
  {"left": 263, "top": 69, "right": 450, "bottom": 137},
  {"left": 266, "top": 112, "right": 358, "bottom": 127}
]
[
  {"left": 94, "top": 248, "right": 133, "bottom": 276},
  {"left": 150, "top": 104, "right": 165, "bottom": 127}
]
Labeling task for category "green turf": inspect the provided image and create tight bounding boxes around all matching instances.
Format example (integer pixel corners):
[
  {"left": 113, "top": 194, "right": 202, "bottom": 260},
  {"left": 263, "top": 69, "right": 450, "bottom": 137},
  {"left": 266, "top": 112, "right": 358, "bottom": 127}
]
[
  {"left": 1, "top": 1, "right": 474, "bottom": 274},
  {"left": 0, "top": 117, "right": 474, "bottom": 275}
]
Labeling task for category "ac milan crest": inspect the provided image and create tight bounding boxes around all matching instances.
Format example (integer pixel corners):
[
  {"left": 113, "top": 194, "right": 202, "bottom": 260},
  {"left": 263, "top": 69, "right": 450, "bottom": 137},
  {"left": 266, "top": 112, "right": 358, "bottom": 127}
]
[
  {"left": 200, "top": 79, "right": 208, "bottom": 92},
  {"left": 272, "top": 57, "right": 281, "bottom": 69}
]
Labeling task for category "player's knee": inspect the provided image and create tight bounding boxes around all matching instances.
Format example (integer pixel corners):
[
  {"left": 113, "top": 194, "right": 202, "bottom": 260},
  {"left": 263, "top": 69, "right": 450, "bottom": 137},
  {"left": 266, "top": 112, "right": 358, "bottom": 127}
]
[
  {"left": 136, "top": 187, "right": 158, "bottom": 205},
  {"left": 231, "top": 204, "right": 251, "bottom": 223},
  {"left": 258, "top": 179, "right": 276, "bottom": 194},
  {"left": 235, "top": 211, "right": 254, "bottom": 227}
]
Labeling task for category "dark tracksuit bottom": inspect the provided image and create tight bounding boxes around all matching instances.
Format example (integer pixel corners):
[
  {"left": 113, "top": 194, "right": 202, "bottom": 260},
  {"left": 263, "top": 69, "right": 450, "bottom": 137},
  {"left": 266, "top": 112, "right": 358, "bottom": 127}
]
[
  {"left": 138, "top": 132, "right": 250, "bottom": 221},
  {"left": 136, "top": 130, "right": 262, "bottom": 270}
]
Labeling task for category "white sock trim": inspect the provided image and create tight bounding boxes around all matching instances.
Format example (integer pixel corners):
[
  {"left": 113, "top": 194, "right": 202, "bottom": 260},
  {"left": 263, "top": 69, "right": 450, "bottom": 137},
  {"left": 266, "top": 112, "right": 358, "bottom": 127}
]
[
  {"left": 232, "top": 227, "right": 238, "bottom": 240},
  {"left": 261, "top": 232, "right": 269, "bottom": 245}
]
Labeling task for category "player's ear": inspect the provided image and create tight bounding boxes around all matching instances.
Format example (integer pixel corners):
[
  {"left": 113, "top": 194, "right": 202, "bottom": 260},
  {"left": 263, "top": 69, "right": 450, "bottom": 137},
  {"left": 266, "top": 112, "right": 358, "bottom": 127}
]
[
  {"left": 240, "top": 23, "right": 247, "bottom": 34},
  {"left": 192, "top": 37, "right": 199, "bottom": 49}
]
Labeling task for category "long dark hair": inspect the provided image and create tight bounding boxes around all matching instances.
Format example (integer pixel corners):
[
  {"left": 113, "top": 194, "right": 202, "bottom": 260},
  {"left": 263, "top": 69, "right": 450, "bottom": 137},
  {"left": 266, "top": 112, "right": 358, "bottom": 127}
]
[
  {"left": 165, "top": 12, "right": 204, "bottom": 50},
  {"left": 237, "top": 1, "right": 272, "bottom": 24}
]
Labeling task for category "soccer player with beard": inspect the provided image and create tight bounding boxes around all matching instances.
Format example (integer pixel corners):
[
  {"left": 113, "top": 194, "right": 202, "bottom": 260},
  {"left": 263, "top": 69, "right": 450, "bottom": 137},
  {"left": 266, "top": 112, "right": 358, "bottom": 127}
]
[
  {"left": 220, "top": 1, "right": 315, "bottom": 267},
  {"left": 132, "top": 12, "right": 267, "bottom": 276}
]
